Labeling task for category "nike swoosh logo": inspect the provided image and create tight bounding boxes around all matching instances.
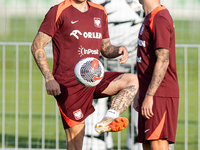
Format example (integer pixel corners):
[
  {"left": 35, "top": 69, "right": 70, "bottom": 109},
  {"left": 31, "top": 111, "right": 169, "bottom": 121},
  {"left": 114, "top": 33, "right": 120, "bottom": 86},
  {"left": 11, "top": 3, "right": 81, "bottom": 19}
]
[
  {"left": 93, "top": 75, "right": 103, "bottom": 81},
  {"left": 144, "top": 129, "right": 150, "bottom": 133},
  {"left": 71, "top": 20, "right": 79, "bottom": 24}
]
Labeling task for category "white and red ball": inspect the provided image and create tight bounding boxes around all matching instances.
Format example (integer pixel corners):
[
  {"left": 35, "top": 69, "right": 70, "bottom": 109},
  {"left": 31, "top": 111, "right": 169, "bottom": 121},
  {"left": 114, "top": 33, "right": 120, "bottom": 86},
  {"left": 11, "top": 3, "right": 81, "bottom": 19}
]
[{"left": 74, "top": 57, "right": 104, "bottom": 87}]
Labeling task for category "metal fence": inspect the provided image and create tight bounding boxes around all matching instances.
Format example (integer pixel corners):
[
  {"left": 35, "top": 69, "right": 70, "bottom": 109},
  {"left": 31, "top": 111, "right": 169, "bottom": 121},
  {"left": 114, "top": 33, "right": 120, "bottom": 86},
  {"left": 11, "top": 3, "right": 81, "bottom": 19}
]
[
  {"left": 0, "top": 42, "right": 139, "bottom": 150},
  {"left": 175, "top": 44, "right": 200, "bottom": 150},
  {"left": 1, "top": 42, "right": 200, "bottom": 150}
]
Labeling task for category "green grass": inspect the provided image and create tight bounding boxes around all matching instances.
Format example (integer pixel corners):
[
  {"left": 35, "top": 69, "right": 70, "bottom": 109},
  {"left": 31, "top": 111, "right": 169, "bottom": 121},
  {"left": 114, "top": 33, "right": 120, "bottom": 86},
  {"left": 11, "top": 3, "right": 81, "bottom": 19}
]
[{"left": 0, "top": 18, "right": 200, "bottom": 149}]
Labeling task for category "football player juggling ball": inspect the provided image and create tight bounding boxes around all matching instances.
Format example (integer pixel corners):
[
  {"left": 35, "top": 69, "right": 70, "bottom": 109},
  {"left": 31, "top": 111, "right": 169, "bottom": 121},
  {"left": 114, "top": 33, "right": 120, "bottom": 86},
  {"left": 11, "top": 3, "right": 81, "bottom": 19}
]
[{"left": 31, "top": 0, "right": 139, "bottom": 150}]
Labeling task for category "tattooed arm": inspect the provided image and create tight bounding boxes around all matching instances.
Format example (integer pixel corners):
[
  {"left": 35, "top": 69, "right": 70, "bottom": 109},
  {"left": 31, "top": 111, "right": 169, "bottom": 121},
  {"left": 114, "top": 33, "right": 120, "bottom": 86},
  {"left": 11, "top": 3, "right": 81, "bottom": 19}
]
[
  {"left": 31, "top": 31, "right": 61, "bottom": 96},
  {"left": 31, "top": 31, "right": 52, "bottom": 81},
  {"left": 146, "top": 48, "right": 169, "bottom": 96},
  {"left": 101, "top": 38, "right": 128, "bottom": 64},
  {"left": 141, "top": 48, "right": 169, "bottom": 119}
]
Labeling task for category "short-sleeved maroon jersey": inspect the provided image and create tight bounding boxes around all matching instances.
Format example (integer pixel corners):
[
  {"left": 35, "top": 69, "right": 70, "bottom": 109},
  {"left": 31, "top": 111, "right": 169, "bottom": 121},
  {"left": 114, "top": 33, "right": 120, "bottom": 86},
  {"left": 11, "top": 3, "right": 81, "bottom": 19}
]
[
  {"left": 136, "top": 5, "right": 179, "bottom": 97},
  {"left": 39, "top": 0, "right": 109, "bottom": 87}
]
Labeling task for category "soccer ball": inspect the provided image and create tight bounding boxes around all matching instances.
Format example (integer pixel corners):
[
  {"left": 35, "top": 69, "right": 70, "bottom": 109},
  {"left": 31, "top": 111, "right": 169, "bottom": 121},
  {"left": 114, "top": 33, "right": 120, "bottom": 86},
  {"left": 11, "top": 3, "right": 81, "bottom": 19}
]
[{"left": 74, "top": 57, "right": 105, "bottom": 87}]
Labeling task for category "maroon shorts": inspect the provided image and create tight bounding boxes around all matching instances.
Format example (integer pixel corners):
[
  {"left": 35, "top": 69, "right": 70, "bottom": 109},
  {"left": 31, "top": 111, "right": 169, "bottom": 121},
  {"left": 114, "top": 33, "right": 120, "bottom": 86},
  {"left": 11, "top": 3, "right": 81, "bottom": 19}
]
[
  {"left": 137, "top": 97, "right": 179, "bottom": 144},
  {"left": 55, "top": 71, "right": 123, "bottom": 129}
]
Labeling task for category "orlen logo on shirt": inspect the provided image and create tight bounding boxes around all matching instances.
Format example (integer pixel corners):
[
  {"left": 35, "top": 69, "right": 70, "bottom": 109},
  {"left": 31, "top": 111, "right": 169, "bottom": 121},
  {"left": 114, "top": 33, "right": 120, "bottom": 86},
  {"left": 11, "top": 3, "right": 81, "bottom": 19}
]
[
  {"left": 78, "top": 45, "right": 99, "bottom": 57},
  {"left": 70, "top": 30, "right": 102, "bottom": 39},
  {"left": 138, "top": 38, "right": 146, "bottom": 47}
]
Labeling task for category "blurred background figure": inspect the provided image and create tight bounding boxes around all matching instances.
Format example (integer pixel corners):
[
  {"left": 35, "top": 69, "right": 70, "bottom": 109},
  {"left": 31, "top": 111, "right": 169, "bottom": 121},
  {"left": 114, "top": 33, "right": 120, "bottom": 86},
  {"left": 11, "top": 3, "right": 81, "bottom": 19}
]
[
  {"left": 84, "top": 0, "right": 144, "bottom": 149},
  {"left": 95, "top": 0, "right": 143, "bottom": 72}
]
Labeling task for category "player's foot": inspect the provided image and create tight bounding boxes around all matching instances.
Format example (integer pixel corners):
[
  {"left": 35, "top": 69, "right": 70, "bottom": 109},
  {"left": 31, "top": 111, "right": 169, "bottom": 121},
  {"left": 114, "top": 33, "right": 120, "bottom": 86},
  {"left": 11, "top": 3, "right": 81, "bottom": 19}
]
[{"left": 95, "top": 117, "right": 129, "bottom": 133}]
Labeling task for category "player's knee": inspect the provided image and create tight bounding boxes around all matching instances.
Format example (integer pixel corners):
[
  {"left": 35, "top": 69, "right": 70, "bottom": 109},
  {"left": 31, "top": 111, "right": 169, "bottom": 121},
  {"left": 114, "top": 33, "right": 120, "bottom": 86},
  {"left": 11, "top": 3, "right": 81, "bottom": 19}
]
[
  {"left": 110, "top": 73, "right": 138, "bottom": 93},
  {"left": 125, "top": 73, "right": 138, "bottom": 88},
  {"left": 150, "top": 139, "right": 169, "bottom": 150}
]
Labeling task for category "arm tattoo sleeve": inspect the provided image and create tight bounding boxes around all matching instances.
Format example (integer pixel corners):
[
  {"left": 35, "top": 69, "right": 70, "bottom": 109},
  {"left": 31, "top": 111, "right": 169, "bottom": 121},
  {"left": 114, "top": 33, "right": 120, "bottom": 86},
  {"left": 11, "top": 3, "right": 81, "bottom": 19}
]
[
  {"left": 31, "top": 32, "right": 53, "bottom": 81},
  {"left": 101, "top": 38, "right": 121, "bottom": 58},
  {"left": 146, "top": 48, "right": 169, "bottom": 96}
]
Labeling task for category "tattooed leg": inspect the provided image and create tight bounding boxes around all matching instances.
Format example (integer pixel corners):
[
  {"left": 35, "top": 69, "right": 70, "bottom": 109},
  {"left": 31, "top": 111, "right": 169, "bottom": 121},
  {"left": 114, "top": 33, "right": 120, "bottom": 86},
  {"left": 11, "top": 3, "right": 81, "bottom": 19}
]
[
  {"left": 95, "top": 74, "right": 138, "bottom": 133},
  {"left": 113, "top": 74, "right": 123, "bottom": 82},
  {"left": 110, "top": 85, "right": 137, "bottom": 114}
]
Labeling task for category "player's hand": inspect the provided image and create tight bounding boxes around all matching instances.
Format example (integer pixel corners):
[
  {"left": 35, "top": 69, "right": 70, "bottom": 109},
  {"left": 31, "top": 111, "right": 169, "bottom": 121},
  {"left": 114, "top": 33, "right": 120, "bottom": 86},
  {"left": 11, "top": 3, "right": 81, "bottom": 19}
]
[
  {"left": 46, "top": 79, "right": 61, "bottom": 96},
  {"left": 118, "top": 46, "right": 128, "bottom": 64},
  {"left": 141, "top": 95, "right": 154, "bottom": 119}
]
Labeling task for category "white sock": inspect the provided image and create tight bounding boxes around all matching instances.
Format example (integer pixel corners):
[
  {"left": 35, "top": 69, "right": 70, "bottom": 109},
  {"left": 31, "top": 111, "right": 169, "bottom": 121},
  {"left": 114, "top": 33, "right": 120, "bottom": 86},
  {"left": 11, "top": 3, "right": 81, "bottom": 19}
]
[{"left": 104, "top": 109, "right": 119, "bottom": 119}]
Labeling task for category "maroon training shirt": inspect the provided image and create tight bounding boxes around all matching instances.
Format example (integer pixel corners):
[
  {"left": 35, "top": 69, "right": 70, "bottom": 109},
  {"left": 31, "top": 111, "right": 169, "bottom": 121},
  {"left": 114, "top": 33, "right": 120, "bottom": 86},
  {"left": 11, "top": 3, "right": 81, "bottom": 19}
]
[
  {"left": 136, "top": 5, "right": 179, "bottom": 98},
  {"left": 39, "top": 0, "right": 109, "bottom": 87}
]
